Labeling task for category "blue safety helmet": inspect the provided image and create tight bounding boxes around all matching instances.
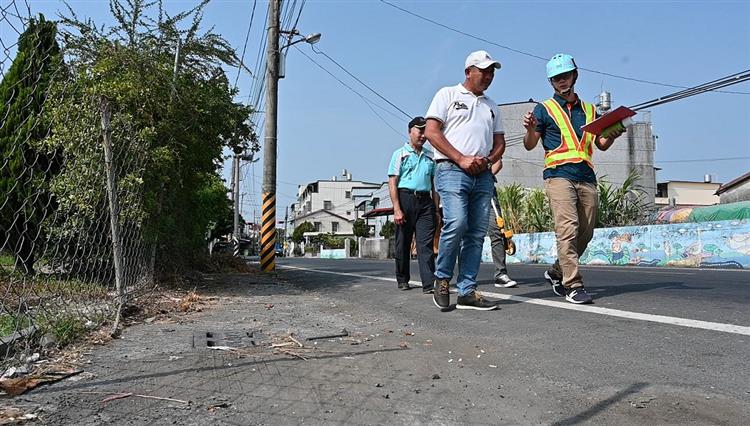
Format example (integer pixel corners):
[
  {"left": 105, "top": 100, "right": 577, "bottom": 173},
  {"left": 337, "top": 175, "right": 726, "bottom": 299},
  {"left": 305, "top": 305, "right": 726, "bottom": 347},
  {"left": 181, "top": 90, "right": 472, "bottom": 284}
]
[{"left": 546, "top": 53, "right": 577, "bottom": 78}]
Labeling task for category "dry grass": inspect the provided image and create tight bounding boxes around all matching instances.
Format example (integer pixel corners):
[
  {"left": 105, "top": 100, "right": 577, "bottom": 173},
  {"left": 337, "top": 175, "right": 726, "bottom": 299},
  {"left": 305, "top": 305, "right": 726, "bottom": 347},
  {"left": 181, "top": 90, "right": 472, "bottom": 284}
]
[{"left": 177, "top": 291, "right": 203, "bottom": 313}]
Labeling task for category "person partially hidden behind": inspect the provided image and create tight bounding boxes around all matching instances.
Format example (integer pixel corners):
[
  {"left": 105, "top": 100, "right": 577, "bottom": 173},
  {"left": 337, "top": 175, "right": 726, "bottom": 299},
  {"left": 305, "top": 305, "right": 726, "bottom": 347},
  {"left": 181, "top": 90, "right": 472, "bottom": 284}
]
[
  {"left": 487, "top": 160, "right": 517, "bottom": 289},
  {"left": 387, "top": 117, "right": 437, "bottom": 294}
]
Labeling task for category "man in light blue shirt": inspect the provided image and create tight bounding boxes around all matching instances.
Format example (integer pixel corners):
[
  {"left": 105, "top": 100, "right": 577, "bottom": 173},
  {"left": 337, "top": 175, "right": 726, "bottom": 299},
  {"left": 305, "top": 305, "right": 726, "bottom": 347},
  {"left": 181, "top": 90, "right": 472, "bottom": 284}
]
[{"left": 387, "top": 117, "right": 437, "bottom": 293}]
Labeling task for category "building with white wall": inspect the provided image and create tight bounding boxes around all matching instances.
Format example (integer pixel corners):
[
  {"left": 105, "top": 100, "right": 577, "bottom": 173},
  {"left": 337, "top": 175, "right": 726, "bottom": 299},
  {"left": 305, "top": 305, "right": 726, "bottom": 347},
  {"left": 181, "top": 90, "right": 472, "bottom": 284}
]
[
  {"left": 288, "top": 171, "right": 382, "bottom": 236},
  {"left": 655, "top": 179, "right": 721, "bottom": 207}
]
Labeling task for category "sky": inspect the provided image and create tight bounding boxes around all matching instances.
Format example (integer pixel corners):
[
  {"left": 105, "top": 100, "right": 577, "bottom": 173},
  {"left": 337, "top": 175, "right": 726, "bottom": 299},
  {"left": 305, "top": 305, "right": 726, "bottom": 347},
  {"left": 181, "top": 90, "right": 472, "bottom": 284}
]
[{"left": 3, "top": 0, "right": 750, "bottom": 220}]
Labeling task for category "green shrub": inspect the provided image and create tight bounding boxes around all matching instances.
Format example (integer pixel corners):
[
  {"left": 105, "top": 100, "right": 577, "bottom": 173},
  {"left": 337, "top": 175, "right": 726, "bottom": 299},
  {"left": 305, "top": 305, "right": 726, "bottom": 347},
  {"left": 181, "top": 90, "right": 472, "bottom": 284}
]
[
  {"left": 495, "top": 169, "right": 648, "bottom": 233},
  {"left": 380, "top": 221, "right": 395, "bottom": 239},
  {"left": 496, "top": 183, "right": 526, "bottom": 233}
]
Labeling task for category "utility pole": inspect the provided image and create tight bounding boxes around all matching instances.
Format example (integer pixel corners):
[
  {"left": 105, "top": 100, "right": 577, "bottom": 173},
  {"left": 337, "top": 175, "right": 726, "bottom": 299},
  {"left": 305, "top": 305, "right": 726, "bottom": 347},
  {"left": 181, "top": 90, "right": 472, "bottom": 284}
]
[
  {"left": 232, "top": 150, "right": 241, "bottom": 257},
  {"left": 283, "top": 205, "right": 289, "bottom": 255},
  {"left": 260, "top": 0, "right": 281, "bottom": 272},
  {"left": 253, "top": 209, "right": 258, "bottom": 255}
]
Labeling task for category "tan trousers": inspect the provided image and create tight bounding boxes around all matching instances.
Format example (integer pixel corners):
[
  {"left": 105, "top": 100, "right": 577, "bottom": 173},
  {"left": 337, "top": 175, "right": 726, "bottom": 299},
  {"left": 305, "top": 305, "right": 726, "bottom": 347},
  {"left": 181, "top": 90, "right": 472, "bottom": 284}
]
[{"left": 544, "top": 178, "right": 598, "bottom": 289}]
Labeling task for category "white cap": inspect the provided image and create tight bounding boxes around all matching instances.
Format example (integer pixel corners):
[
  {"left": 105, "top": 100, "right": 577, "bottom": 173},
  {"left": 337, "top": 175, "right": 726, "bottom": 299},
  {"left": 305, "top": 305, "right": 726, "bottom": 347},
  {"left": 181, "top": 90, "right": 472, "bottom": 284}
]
[{"left": 465, "top": 50, "right": 501, "bottom": 70}]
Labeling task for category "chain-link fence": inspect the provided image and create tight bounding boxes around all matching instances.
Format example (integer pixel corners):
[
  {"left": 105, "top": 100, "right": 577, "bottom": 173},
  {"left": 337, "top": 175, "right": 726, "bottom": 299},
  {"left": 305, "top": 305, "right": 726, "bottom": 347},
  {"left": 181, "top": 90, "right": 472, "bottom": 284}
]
[
  {"left": 1, "top": 0, "right": 255, "bottom": 364},
  {"left": 0, "top": 3, "right": 153, "bottom": 364}
]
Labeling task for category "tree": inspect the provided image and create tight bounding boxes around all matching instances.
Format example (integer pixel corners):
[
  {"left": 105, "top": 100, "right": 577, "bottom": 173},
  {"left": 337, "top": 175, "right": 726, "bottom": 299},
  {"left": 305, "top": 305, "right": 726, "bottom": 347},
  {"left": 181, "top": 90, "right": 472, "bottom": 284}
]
[
  {"left": 380, "top": 221, "right": 395, "bottom": 239},
  {"left": 41, "top": 0, "right": 256, "bottom": 275},
  {"left": 292, "top": 222, "right": 314, "bottom": 244},
  {"left": 352, "top": 219, "right": 369, "bottom": 238},
  {"left": 0, "top": 15, "right": 62, "bottom": 274}
]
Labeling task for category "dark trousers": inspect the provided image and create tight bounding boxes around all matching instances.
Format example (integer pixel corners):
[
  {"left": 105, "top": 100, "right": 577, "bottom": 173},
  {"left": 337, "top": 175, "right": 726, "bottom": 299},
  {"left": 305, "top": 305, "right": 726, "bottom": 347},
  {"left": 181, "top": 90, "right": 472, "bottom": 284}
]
[
  {"left": 395, "top": 191, "right": 436, "bottom": 288},
  {"left": 486, "top": 207, "right": 508, "bottom": 280}
]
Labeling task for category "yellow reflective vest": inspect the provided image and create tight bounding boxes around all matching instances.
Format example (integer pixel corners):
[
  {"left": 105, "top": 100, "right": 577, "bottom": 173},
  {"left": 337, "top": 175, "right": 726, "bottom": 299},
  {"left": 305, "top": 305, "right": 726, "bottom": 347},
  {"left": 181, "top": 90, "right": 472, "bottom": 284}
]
[{"left": 541, "top": 98, "right": 596, "bottom": 169}]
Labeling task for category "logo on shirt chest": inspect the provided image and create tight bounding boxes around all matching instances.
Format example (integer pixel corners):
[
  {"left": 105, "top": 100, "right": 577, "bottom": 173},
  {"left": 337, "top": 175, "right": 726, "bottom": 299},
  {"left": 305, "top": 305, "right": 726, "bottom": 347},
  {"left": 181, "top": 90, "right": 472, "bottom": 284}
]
[{"left": 453, "top": 101, "right": 468, "bottom": 110}]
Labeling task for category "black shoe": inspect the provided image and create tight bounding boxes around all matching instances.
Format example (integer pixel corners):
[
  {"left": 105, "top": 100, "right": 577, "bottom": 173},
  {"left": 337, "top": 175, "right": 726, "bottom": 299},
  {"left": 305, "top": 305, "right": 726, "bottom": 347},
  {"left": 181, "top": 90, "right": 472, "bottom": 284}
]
[
  {"left": 456, "top": 292, "right": 498, "bottom": 311},
  {"left": 397, "top": 282, "right": 410, "bottom": 290},
  {"left": 565, "top": 287, "right": 593, "bottom": 304},
  {"left": 544, "top": 271, "right": 565, "bottom": 297},
  {"left": 422, "top": 286, "right": 434, "bottom": 294},
  {"left": 433, "top": 279, "right": 450, "bottom": 311}
]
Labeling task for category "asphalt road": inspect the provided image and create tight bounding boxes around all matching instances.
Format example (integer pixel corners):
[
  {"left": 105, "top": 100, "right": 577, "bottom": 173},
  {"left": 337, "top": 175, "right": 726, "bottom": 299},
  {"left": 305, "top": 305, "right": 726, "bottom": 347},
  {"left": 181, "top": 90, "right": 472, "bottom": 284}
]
[{"left": 277, "top": 257, "right": 750, "bottom": 424}]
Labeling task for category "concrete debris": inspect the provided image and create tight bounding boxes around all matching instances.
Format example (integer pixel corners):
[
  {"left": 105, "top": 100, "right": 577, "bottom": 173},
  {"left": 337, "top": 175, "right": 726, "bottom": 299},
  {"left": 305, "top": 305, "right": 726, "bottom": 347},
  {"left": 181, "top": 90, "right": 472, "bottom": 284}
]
[{"left": 629, "top": 396, "right": 656, "bottom": 408}]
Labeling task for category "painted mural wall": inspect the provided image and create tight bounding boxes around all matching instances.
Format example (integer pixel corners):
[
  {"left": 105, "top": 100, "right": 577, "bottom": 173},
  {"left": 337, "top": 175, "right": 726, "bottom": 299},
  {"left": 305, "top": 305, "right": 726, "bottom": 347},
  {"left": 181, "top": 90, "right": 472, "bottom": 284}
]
[
  {"left": 320, "top": 248, "right": 347, "bottom": 259},
  {"left": 482, "top": 219, "right": 750, "bottom": 269}
]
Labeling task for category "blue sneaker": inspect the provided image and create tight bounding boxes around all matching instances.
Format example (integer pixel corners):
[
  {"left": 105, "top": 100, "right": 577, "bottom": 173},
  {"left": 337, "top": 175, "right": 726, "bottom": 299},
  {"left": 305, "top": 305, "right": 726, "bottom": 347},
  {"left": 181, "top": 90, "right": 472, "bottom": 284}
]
[
  {"left": 544, "top": 271, "right": 565, "bottom": 297},
  {"left": 565, "top": 288, "right": 593, "bottom": 304}
]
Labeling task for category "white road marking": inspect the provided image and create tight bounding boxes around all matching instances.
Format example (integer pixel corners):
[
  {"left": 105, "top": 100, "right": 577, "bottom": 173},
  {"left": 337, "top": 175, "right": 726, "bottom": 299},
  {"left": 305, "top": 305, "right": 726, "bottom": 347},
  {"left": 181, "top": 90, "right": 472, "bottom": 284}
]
[{"left": 280, "top": 265, "right": 750, "bottom": 336}]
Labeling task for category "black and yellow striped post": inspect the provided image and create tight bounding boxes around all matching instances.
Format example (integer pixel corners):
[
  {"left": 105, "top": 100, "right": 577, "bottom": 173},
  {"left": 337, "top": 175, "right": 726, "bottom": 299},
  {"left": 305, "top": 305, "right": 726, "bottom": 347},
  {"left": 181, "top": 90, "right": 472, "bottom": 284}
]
[
  {"left": 260, "top": 0, "right": 280, "bottom": 272},
  {"left": 260, "top": 192, "right": 277, "bottom": 272}
]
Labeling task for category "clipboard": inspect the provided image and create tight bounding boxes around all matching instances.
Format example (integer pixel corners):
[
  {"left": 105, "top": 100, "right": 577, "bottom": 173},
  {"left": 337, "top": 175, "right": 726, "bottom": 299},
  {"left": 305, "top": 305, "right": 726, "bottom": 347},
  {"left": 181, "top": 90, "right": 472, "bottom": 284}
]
[{"left": 581, "top": 106, "right": 637, "bottom": 135}]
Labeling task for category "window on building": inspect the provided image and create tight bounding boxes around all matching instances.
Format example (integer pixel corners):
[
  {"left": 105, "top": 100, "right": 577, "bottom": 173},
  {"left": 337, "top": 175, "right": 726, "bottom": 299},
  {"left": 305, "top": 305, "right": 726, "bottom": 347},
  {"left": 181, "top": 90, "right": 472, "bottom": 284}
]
[
  {"left": 314, "top": 222, "right": 322, "bottom": 232},
  {"left": 345, "top": 191, "right": 351, "bottom": 199},
  {"left": 305, "top": 201, "right": 311, "bottom": 213},
  {"left": 324, "top": 200, "right": 333, "bottom": 210},
  {"left": 346, "top": 211, "right": 351, "bottom": 216},
  {"left": 332, "top": 222, "right": 339, "bottom": 233}
]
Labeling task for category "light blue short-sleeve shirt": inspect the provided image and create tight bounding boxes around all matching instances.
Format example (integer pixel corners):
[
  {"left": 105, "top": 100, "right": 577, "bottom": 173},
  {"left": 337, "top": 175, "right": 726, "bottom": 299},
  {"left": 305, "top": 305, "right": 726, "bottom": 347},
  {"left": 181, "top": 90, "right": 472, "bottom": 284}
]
[{"left": 387, "top": 144, "right": 435, "bottom": 192}]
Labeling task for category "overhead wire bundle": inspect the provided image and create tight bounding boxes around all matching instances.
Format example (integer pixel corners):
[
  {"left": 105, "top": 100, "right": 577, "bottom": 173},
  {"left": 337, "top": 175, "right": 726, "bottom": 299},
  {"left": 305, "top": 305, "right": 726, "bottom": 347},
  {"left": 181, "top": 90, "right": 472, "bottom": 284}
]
[{"left": 630, "top": 70, "right": 750, "bottom": 110}]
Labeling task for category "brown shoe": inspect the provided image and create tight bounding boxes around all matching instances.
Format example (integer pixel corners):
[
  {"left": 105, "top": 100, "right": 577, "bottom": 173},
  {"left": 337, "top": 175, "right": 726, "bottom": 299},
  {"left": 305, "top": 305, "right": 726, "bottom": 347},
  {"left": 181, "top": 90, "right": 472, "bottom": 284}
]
[{"left": 456, "top": 292, "right": 498, "bottom": 311}]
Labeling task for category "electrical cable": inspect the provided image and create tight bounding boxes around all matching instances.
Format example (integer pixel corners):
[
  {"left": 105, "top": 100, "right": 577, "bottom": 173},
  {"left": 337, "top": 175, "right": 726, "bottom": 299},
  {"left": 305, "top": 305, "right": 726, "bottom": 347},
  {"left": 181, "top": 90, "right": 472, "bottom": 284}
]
[
  {"left": 655, "top": 156, "right": 750, "bottom": 164},
  {"left": 294, "top": 45, "right": 406, "bottom": 136},
  {"left": 630, "top": 70, "right": 750, "bottom": 110},
  {"left": 311, "top": 45, "right": 412, "bottom": 119},
  {"left": 378, "top": 0, "right": 750, "bottom": 96},
  {"left": 233, "top": 0, "right": 257, "bottom": 91}
]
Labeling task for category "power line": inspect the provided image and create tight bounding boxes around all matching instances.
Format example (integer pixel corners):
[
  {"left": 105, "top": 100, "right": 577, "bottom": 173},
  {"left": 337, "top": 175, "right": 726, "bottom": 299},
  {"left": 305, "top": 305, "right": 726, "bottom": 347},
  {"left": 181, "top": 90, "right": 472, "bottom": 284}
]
[
  {"left": 630, "top": 70, "right": 750, "bottom": 110},
  {"left": 290, "top": 0, "right": 306, "bottom": 34},
  {"left": 233, "top": 0, "right": 257, "bottom": 91},
  {"left": 295, "top": 45, "right": 405, "bottom": 122},
  {"left": 293, "top": 45, "right": 406, "bottom": 137},
  {"left": 247, "top": 2, "right": 269, "bottom": 113},
  {"left": 655, "top": 156, "right": 750, "bottom": 164},
  {"left": 378, "top": 0, "right": 750, "bottom": 96},
  {"left": 311, "top": 45, "right": 412, "bottom": 119}
]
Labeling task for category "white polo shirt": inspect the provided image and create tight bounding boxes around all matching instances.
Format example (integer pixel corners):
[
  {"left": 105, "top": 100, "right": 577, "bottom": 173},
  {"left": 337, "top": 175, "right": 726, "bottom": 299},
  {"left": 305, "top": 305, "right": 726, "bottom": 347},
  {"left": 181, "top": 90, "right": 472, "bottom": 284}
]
[{"left": 425, "top": 83, "right": 504, "bottom": 161}]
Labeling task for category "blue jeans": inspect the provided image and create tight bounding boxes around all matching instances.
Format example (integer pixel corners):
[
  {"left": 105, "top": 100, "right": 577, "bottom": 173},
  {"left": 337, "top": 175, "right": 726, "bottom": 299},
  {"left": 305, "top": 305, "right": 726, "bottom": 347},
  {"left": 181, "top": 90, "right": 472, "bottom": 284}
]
[{"left": 434, "top": 161, "right": 494, "bottom": 296}]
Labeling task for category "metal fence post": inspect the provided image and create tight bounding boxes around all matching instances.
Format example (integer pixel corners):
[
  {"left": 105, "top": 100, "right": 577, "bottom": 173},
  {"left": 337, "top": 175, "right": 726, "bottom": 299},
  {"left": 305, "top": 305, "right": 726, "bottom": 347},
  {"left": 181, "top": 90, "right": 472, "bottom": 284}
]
[{"left": 100, "top": 97, "right": 126, "bottom": 335}]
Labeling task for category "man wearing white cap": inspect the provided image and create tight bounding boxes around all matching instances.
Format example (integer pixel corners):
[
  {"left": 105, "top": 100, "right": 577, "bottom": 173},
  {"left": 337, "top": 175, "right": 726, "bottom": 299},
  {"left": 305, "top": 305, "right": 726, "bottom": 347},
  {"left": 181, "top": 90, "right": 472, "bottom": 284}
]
[{"left": 425, "top": 50, "right": 506, "bottom": 311}]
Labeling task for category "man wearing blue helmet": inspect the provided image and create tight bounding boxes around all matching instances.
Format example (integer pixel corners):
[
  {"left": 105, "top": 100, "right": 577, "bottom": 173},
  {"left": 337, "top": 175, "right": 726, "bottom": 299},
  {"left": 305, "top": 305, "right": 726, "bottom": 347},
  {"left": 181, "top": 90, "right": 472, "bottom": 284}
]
[{"left": 522, "top": 54, "right": 625, "bottom": 304}]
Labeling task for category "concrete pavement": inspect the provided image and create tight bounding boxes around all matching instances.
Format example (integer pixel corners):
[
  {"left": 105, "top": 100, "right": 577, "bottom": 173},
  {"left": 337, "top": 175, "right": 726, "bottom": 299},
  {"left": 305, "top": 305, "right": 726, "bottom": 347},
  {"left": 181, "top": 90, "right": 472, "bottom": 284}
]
[{"left": 9, "top": 259, "right": 750, "bottom": 425}]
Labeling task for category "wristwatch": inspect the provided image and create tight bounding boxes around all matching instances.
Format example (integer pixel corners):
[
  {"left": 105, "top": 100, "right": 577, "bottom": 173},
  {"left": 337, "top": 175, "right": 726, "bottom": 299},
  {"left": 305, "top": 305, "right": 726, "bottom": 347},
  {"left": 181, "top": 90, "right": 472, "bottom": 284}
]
[{"left": 483, "top": 156, "right": 493, "bottom": 170}]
